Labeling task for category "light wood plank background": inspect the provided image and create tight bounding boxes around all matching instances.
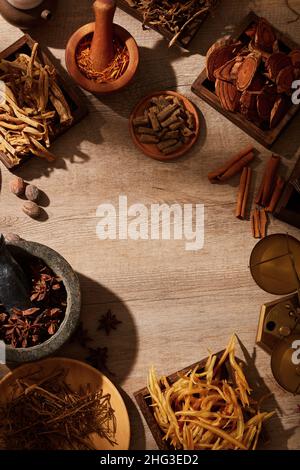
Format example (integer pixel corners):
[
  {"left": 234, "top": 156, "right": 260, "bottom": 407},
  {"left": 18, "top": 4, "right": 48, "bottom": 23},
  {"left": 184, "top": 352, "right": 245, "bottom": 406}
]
[{"left": 0, "top": 0, "right": 300, "bottom": 450}]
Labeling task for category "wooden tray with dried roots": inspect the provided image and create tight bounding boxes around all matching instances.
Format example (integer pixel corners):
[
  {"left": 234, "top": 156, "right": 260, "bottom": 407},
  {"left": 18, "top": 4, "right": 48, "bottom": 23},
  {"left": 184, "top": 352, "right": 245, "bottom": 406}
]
[
  {"left": 134, "top": 336, "right": 271, "bottom": 450},
  {"left": 117, "top": 0, "right": 219, "bottom": 48},
  {"left": 0, "top": 34, "right": 88, "bottom": 170}
]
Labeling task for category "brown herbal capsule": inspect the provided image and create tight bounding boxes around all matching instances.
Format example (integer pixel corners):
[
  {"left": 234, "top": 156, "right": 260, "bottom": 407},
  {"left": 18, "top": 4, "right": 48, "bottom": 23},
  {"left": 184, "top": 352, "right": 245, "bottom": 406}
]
[
  {"left": 25, "top": 184, "right": 40, "bottom": 202},
  {"left": 22, "top": 201, "right": 41, "bottom": 219},
  {"left": 9, "top": 177, "right": 26, "bottom": 197},
  {"left": 157, "top": 139, "right": 178, "bottom": 151},
  {"left": 157, "top": 103, "right": 179, "bottom": 122},
  {"left": 139, "top": 134, "right": 159, "bottom": 144},
  {"left": 162, "top": 141, "right": 184, "bottom": 155},
  {"left": 136, "top": 127, "right": 155, "bottom": 135},
  {"left": 133, "top": 115, "right": 149, "bottom": 127}
]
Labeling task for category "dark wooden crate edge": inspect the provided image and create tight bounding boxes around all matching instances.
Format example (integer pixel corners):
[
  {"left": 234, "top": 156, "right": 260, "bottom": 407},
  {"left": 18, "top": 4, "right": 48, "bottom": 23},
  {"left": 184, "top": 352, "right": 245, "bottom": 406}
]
[
  {"left": 274, "top": 155, "right": 300, "bottom": 228},
  {"left": 191, "top": 11, "right": 300, "bottom": 149},
  {"left": 0, "top": 34, "right": 88, "bottom": 170},
  {"left": 117, "top": 0, "right": 217, "bottom": 49},
  {"left": 134, "top": 351, "right": 227, "bottom": 450}
]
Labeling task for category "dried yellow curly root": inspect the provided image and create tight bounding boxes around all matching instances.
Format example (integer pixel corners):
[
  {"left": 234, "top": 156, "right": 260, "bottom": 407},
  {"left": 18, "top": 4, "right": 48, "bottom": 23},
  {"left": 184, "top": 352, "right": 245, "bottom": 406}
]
[{"left": 148, "top": 335, "right": 274, "bottom": 450}]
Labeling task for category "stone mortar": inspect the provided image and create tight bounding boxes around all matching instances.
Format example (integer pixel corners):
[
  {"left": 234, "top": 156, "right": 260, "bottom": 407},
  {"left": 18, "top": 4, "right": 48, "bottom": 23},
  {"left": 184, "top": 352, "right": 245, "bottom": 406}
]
[{"left": 4, "top": 239, "right": 81, "bottom": 363}]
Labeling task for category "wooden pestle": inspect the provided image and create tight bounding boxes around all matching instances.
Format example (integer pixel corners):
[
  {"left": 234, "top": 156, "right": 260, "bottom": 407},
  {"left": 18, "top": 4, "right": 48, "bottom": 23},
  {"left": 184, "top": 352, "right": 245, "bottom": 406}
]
[{"left": 90, "top": 0, "right": 117, "bottom": 72}]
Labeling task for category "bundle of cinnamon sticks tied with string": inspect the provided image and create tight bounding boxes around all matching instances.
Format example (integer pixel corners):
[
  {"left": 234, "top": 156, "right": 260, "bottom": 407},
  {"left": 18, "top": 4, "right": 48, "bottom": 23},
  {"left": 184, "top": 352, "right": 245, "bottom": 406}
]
[{"left": 208, "top": 144, "right": 285, "bottom": 239}]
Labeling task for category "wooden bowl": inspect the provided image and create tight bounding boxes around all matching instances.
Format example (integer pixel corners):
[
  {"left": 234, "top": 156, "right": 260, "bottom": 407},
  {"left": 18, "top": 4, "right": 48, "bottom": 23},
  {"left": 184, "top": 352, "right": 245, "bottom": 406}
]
[
  {"left": 65, "top": 23, "right": 139, "bottom": 94},
  {"left": 0, "top": 357, "right": 131, "bottom": 450},
  {"left": 129, "top": 91, "right": 200, "bottom": 162}
]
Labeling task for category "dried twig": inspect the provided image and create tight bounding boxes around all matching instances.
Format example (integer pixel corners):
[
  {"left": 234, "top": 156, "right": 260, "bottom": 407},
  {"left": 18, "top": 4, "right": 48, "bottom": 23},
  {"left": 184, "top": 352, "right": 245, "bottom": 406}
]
[
  {"left": 125, "top": 0, "right": 217, "bottom": 46},
  {"left": 0, "top": 369, "right": 117, "bottom": 450},
  {"left": 285, "top": 0, "right": 300, "bottom": 23}
]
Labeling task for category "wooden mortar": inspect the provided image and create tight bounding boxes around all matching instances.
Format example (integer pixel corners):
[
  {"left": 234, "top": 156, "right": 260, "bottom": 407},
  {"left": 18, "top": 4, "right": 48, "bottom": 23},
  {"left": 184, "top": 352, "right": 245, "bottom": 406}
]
[{"left": 65, "top": 0, "right": 139, "bottom": 94}]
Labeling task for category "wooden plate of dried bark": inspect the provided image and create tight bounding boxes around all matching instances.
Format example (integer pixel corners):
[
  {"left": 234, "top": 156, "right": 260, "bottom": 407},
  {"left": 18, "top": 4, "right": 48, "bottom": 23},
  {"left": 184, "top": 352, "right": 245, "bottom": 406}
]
[
  {"left": 129, "top": 91, "right": 200, "bottom": 161},
  {"left": 0, "top": 358, "right": 130, "bottom": 450}
]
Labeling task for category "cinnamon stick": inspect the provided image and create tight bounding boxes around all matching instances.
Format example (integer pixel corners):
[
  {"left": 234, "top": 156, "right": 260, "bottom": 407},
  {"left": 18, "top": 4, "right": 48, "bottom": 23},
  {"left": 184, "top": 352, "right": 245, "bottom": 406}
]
[
  {"left": 259, "top": 209, "right": 268, "bottom": 238},
  {"left": 251, "top": 207, "right": 268, "bottom": 238},
  {"left": 266, "top": 176, "right": 285, "bottom": 213},
  {"left": 220, "top": 152, "right": 254, "bottom": 182},
  {"left": 253, "top": 208, "right": 261, "bottom": 238},
  {"left": 208, "top": 144, "right": 254, "bottom": 183},
  {"left": 255, "top": 154, "right": 281, "bottom": 206},
  {"left": 262, "top": 155, "right": 280, "bottom": 206},
  {"left": 251, "top": 211, "right": 256, "bottom": 238},
  {"left": 236, "top": 167, "right": 252, "bottom": 219}
]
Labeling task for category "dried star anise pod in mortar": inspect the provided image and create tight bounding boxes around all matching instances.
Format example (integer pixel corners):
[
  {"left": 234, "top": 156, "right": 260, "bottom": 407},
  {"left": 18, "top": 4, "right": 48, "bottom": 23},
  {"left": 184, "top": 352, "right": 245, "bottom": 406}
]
[{"left": 98, "top": 309, "right": 122, "bottom": 335}]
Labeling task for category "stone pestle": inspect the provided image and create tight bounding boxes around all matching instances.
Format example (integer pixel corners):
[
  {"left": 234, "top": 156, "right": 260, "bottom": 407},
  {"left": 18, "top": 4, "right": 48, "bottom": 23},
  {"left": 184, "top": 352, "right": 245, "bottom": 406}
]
[{"left": 0, "top": 234, "right": 30, "bottom": 312}]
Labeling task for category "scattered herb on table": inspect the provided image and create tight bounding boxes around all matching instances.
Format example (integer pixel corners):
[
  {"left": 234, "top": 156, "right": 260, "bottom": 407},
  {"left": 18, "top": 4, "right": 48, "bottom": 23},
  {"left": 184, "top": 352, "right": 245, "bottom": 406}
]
[{"left": 98, "top": 309, "right": 122, "bottom": 335}]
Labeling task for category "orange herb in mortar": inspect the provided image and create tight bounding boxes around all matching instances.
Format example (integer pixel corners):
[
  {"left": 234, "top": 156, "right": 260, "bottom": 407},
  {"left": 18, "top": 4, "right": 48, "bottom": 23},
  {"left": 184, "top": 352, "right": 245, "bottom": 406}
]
[{"left": 76, "top": 33, "right": 129, "bottom": 83}]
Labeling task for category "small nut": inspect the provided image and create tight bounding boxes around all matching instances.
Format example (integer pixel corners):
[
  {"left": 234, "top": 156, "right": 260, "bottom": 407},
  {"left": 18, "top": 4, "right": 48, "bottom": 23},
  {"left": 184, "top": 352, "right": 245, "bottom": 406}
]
[
  {"left": 22, "top": 201, "right": 41, "bottom": 219},
  {"left": 9, "top": 177, "right": 26, "bottom": 197},
  {"left": 25, "top": 184, "right": 40, "bottom": 202}
]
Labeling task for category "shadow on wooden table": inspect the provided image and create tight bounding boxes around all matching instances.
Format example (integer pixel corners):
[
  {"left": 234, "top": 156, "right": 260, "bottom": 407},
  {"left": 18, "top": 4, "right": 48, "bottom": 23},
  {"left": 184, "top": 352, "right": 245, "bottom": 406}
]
[
  {"left": 60, "top": 272, "right": 138, "bottom": 385},
  {"left": 120, "top": 389, "right": 146, "bottom": 450},
  {"left": 28, "top": 0, "right": 94, "bottom": 50},
  {"left": 12, "top": 96, "right": 103, "bottom": 181},
  {"left": 272, "top": 113, "right": 300, "bottom": 161},
  {"left": 8, "top": 37, "right": 104, "bottom": 181},
  {"left": 97, "top": 40, "right": 185, "bottom": 120},
  {"left": 189, "top": 0, "right": 253, "bottom": 56},
  {"left": 237, "top": 337, "right": 298, "bottom": 450},
  {"left": 59, "top": 272, "right": 144, "bottom": 449}
]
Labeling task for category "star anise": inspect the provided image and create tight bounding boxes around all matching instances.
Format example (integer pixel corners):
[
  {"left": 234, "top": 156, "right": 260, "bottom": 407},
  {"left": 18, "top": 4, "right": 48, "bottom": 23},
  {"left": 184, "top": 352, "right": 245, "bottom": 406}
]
[
  {"left": 0, "top": 312, "right": 7, "bottom": 323},
  {"left": 42, "top": 308, "right": 61, "bottom": 318},
  {"left": 71, "top": 322, "right": 92, "bottom": 348},
  {"left": 46, "top": 320, "right": 58, "bottom": 336},
  {"left": 0, "top": 257, "right": 67, "bottom": 349},
  {"left": 10, "top": 307, "right": 40, "bottom": 317},
  {"left": 97, "top": 310, "right": 122, "bottom": 335},
  {"left": 30, "top": 278, "right": 48, "bottom": 302},
  {"left": 86, "top": 347, "right": 112, "bottom": 374}
]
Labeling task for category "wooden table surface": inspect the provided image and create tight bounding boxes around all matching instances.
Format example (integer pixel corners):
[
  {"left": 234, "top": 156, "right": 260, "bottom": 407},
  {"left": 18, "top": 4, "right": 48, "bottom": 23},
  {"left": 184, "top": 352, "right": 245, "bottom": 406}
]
[{"left": 0, "top": 0, "right": 300, "bottom": 450}]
